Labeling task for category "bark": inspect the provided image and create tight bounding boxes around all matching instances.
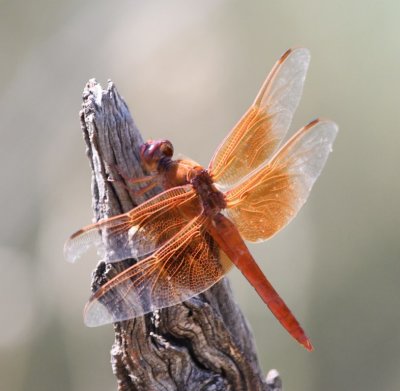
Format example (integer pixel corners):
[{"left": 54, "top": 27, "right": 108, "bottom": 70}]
[{"left": 79, "top": 79, "right": 282, "bottom": 391}]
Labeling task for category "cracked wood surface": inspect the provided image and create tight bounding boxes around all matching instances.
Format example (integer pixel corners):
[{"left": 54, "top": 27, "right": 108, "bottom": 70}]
[{"left": 79, "top": 79, "right": 281, "bottom": 391}]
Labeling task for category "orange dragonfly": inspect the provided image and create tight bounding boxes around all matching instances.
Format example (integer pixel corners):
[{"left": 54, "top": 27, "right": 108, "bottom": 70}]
[{"left": 64, "top": 48, "right": 338, "bottom": 351}]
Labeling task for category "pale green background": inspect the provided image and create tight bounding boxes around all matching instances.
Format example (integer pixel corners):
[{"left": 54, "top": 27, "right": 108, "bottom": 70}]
[{"left": 1, "top": 1, "right": 399, "bottom": 390}]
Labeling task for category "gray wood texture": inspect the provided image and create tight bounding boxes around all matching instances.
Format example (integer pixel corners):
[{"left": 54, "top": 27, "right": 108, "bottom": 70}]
[{"left": 79, "top": 79, "right": 281, "bottom": 391}]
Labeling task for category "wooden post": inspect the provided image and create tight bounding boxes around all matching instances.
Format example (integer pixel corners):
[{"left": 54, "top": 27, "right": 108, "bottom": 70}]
[{"left": 79, "top": 79, "right": 281, "bottom": 391}]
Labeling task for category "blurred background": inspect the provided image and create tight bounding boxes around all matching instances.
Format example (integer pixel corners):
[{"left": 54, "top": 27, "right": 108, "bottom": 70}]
[{"left": 1, "top": 1, "right": 399, "bottom": 390}]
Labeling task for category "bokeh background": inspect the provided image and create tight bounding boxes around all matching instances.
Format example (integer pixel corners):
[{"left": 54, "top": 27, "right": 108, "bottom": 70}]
[{"left": 1, "top": 1, "right": 399, "bottom": 390}]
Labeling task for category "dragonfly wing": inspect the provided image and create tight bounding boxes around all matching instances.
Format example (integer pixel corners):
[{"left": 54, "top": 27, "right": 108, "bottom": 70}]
[
  {"left": 64, "top": 186, "right": 197, "bottom": 263},
  {"left": 225, "top": 119, "right": 338, "bottom": 242},
  {"left": 84, "top": 215, "right": 233, "bottom": 326},
  {"left": 209, "top": 48, "right": 310, "bottom": 188}
]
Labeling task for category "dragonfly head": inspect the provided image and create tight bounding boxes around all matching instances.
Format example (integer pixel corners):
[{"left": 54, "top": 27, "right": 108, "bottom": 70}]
[{"left": 140, "top": 139, "right": 174, "bottom": 171}]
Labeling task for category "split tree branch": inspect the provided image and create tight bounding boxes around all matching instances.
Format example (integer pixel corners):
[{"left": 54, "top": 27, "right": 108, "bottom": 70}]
[{"left": 78, "top": 79, "right": 281, "bottom": 391}]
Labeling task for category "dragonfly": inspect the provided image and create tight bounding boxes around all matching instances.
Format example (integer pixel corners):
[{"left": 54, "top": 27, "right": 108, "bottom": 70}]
[{"left": 64, "top": 48, "right": 338, "bottom": 351}]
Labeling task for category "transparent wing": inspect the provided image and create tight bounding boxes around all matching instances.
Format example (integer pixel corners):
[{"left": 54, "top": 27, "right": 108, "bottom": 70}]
[
  {"left": 209, "top": 48, "right": 310, "bottom": 188},
  {"left": 84, "top": 216, "right": 233, "bottom": 326},
  {"left": 64, "top": 186, "right": 197, "bottom": 263},
  {"left": 225, "top": 119, "right": 338, "bottom": 242}
]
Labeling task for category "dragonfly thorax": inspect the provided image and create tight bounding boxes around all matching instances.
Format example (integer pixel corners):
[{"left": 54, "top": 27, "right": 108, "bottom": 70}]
[{"left": 190, "top": 168, "right": 226, "bottom": 217}]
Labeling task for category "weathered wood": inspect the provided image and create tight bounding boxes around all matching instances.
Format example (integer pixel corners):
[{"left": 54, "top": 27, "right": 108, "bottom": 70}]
[{"left": 79, "top": 79, "right": 280, "bottom": 391}]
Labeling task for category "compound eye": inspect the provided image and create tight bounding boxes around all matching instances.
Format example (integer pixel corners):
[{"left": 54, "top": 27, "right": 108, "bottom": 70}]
[
  {"left": 140, "top": 142, "right": 152, "bottom": 159},
  {"left": 139, "top": 139, "right": 174, "bottom": 171},
  {"left": 160, "top": 140, "right": 174, "bottom": 157},
  {"left": 139, "top": 140, "right": 157, "bottom": 165}
]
